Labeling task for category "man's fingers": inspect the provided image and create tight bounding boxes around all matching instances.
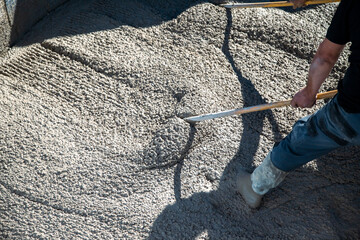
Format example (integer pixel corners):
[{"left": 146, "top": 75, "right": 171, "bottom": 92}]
[
  {"left": 290, "top": 0, "right": 307, "bottom": 9},
  {"left": 290, "top": 98, "right": 298, "bottom": 108},
  {"left": 291, "top": 100, "right": 316, "bottom": 109}
]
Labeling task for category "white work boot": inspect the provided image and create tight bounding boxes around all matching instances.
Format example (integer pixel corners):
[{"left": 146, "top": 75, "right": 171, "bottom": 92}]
[
  {"left": 236, "top": 171, "right": 262, "bottom": 208},
  {"left": 236, "top": 153, "right": 288, "bottom": 208}
]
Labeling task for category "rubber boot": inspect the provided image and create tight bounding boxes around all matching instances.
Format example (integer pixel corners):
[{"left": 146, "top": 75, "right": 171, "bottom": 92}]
[
  {"left": 236, "top": 171, "right": 263, "bottom": 208},
  {"left": 236, "top": 153, "right": 288, "bottom": 208}
]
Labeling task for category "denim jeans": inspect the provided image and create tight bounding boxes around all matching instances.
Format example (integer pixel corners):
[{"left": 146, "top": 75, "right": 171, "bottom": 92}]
[{"left": 271, "top": 95, "right": 360, "bottom": 172}]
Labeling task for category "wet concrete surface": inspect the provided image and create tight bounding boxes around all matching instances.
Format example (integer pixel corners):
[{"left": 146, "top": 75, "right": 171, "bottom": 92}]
[{"left": 0, "top": 0, "right": 359, "bottom": 239}]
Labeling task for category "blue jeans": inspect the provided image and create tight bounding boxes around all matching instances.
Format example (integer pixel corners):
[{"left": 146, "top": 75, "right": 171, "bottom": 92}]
[{"left": 271, "top": 95, "right": 360, "bottom": 172}]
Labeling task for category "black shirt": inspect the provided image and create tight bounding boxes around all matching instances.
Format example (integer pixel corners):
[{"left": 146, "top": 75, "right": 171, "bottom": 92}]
[
  {"left": 326, "top": 0, "right": 360, "bottom": 113},
  {"left": 326, "top": 0, "right": 360, "bottom": 63}
]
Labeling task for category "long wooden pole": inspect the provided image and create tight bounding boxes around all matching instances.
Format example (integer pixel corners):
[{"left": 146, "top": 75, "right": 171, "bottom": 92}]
[
  {"left": 220, "top": 0, "right": 340, "bottom": 9},
  {"left": 183, "top": 90, "right": 337, "bottom": 123}
]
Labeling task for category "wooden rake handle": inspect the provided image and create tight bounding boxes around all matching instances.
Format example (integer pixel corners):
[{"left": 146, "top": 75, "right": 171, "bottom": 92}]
[
  {"left": 220, "top": 0, "right": 340, "bottom": 9},
  {"left": 183, "top": 90, "right": 337, "bottom": 123}
]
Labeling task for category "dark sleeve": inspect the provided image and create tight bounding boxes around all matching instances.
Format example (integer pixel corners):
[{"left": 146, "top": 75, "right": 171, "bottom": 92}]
[{"left": 326, "top": 0, "right": 350, "bottom": 45}]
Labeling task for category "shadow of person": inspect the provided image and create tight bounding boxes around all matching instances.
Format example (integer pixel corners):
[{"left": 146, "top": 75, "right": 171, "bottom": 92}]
[
  {"left": 148, "top": 8, "right": 283, "bottom": 239},
  {"left": 148, "top": 5, "right": 359, "bottom": 236},
  {"left": 11, "top": 0, "right": 224, "bottom": 47},
  {"left": 10, "top": 0, "right": 298, "bottom": 48}
]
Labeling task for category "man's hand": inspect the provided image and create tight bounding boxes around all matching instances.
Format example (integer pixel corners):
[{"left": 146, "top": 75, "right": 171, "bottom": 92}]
[
  {"left": 289, "top": 0, "right": 308, "bottom": 9},
  {"left": 291, "top": 86, "right": 317, "bottom": 108},
  {"left": 291, "top": 39, "right": 344, "bottom": 109}
]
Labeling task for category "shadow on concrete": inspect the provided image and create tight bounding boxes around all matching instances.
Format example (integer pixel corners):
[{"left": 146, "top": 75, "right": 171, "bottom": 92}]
[
  {"left": 10, "top": 0, "right": 209, "bottom": 47},
  {"left": 174, "top": 125, "right": 197, "bottom": 202},
  {"left": 4, "top": 0, "right": 350, "bottom": 238},
  {"left": 8, "top": 0, "right": 308, "bottom": 48},
  {"left": 147, "top": 8, "right": 284, "bottom": 239},
  {"left": 4, "top": 0, "right": 68, "bottom": 47},
  {"left": 148, "top": 6, "right": 359, "bottom": 239}
]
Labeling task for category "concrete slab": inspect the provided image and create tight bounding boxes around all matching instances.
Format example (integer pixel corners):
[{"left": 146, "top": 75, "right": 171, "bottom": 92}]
[{"left": 0, "top": 0, "right": 359, "bottom": 239}]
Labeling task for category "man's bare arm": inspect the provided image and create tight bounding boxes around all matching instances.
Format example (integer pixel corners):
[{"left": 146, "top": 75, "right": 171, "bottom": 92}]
[{"left": 291, "top": 38, "right": 345, "bottom": 108}]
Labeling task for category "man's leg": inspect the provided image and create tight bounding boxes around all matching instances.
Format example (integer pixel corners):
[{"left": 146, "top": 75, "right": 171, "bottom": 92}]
[
  {"left": 271, "top": 95, "right": 360, "bottom": 171},
  {"left": 238, "top": 95, "right": 360, "bottom": 208},
  {"left": 237, "top": 153, "right": 287, "bottom": 208}
]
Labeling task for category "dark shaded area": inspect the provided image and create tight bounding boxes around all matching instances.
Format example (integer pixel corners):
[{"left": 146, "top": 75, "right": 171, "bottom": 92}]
[
  {"left": 0, "top": 0, "right": 319, "bottom": 56},
  {"left": 8, "top": 0, "right": 207, "bottom": 46},
  {"left": 6, "top": 0, "right": 310, "bottom": 48},
  {"left": 0, "top": 0, "right": 11, "bottom": 56},
  {"left": 6, "top": 0, "right": 69, "bottom": 46},
  {"left": 174, "top": 124, "right": 197, "bottom": 202},
  {"left": 220, "top": 8, "right": 282, "bottom": 170}
]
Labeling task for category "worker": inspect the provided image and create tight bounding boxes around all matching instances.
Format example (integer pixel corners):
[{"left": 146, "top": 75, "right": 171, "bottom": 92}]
[{"left": 237, "top": 0, "right": 360, "bottom": 208}]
